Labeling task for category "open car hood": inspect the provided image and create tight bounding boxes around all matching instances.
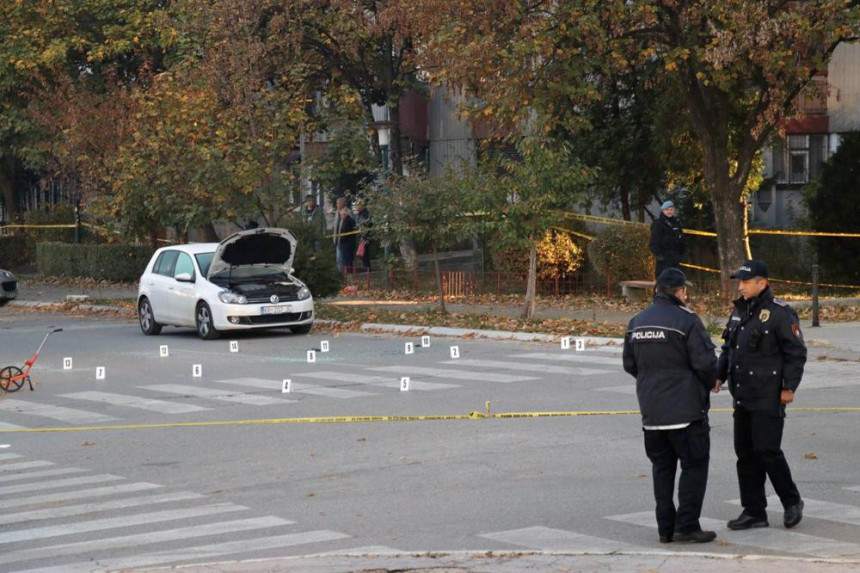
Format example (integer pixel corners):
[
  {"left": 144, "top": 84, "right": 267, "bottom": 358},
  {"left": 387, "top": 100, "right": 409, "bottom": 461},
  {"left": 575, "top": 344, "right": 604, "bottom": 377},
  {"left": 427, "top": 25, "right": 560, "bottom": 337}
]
[{"left": 207, "top": 228, "right": 297, "bottom": 279}]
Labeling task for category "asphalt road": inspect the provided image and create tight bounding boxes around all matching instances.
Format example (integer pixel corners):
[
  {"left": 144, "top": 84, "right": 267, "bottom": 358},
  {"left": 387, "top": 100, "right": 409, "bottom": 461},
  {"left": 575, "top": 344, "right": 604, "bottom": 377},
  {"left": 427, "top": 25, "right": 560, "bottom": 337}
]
[{"left": 1, "top": 311, "right": 860, "bottom": 571}]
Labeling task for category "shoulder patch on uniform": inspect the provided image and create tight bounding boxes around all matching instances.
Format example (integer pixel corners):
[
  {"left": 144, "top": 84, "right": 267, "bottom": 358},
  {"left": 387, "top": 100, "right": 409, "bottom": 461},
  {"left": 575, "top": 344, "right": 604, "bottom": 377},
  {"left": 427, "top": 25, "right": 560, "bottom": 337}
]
[{"left": 773, "top": 298, "right": 789, "bottom": 307}]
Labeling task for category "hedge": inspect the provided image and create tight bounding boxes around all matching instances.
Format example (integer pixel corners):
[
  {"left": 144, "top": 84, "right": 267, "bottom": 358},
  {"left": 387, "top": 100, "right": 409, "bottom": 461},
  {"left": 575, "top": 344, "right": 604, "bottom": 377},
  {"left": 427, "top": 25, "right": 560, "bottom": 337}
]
[
  {"left": 37, "top": 243, "right": 155, "bottom": 281},
  {"left": 587, "top": 225, "right": 654, "bottom": 282},
  {"left": 0, "top": 235, "right": 29, "bottom": 270}
]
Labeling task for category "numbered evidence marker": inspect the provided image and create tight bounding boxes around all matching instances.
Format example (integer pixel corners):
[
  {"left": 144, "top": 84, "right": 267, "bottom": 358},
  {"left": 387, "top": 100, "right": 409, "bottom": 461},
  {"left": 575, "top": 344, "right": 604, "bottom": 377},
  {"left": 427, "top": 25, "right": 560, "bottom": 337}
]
[
  {"left": 307, "top": 350, "right": 316, "bottom": 364},
  {"left": 405, "top": 342, "right": 414, "bottom": 355},
  {"left": 63, "top": 357, "right": 73, "bottom": 370},
  {"left": 575, "top": 338, "right": 585, "bottom": 352},
  {"left": 229, "top": 340, "right": 239, "bottom": 353},
  {"left": 192, "top": 364, "right": 202, "bottom": 378},
  {"left": 421, "top": 335, "right": 431, "bottom": 348},
  {"left": 320, "top": 340, "right": 330, "bottom": 353},
  {"left": 95, "top": 367, "right": 106, "bottom": 380},
  {"left": 450, "top": 345, "right": 460, "bottom": 359},
  {"left": 159, "top": 345, "right": 169, "bottom": 358},
  {"left": 400, "top": 376, "right": 411, "bottom": 392},
  {"left": 561, "top": 337, "right": 571, "bottom": 350},
  {"left": 282, "top": 379, "right": 292, "bottom": 393}
]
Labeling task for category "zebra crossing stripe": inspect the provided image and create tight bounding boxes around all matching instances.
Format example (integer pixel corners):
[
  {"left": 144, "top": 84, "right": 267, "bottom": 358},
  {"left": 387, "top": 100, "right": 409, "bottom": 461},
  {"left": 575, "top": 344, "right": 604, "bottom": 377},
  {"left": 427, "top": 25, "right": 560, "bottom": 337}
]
[
  {"left": 141, "top": 384, "right": 291, "bottom": 406},
  {"left": 606, "top": 510, "right": 860, "bottom": 558},
  {"left": 0, "top": 400, "right": 115, "bottom": 424},
  {"left": 0, "top": 474, "right": 121, "bottom": 496},
  {"left": 370, "top": 366, "right": 538, "bottom": 384},
  {"left": 0, "top": 453, "right": 24, "bottom": 462},
  {"left": 729, "top": 496, "right": 860, "bottom": 527},
  {"left": 0, "top": 516, "right": 292, "bottom": 567},
  {"left": 0, "top": 482, "right": 161, "bottom": 511},
  {"left": 300, "top": 371, "right": 460, "bottom": 391},
  {"left": 22, "top": 530, "right": 352, "bottom": 572},
  {"left": 0, "top": 467, "right": 86, "bottom": 484},
  {"left": 0, "top": 502, "right": 246, "bottom": 545},
  {"left": 213, "top": 378, "right": 283, "bottom": 390},
  {"left": 0, "top": 422, "right": 26, "bottom": 430},
  {"left": 0, "top": 491, "right": 205, "bottom": 526},
  {"left": 290, "top": 384, "right": 376, "bottom": 399},
  {"left": 0, "top": 460, "right": 55, "bottom": 473},
  {"left": 442, "top": 358, "right": 612, "bottom": 376},
  {"left": 479, "top": 525, "right": 644, "bottom": 553},
  {"left": 60, "top": 391, "right": 209, "bottom": 414},
  {"left": 513, "top": 352, "right": 622, "bottom": 365}
]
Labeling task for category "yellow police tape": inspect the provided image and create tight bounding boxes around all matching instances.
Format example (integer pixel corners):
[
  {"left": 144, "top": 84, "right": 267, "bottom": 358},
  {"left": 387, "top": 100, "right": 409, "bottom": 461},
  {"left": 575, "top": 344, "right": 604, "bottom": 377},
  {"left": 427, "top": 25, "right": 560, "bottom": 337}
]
[{"left": 2, "top": 406, "right": 858, "bottom": 434}]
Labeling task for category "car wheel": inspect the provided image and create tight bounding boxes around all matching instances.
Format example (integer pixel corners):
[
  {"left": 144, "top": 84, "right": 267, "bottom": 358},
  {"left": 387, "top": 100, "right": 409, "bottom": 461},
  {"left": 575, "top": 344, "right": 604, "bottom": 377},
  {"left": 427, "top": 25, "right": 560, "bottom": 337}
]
[
  {"left": 196, "top": 302, "right": 220, "bottom": 340},
  {"left": 138, "top": 297, "right": 162, "bottom": 335},
  {"left": 290, "top": 323, "right": 313, "bottom": 335},
  {"left": 0, "top": 299, "right": 8, "bottom": 308}
]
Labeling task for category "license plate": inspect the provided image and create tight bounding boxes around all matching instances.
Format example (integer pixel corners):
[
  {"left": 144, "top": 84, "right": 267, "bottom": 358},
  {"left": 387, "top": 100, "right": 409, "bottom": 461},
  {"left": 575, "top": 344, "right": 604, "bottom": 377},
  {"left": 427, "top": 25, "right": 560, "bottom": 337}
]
[{"left": 261, "top": 305, "right": 292, "bottom": 315}]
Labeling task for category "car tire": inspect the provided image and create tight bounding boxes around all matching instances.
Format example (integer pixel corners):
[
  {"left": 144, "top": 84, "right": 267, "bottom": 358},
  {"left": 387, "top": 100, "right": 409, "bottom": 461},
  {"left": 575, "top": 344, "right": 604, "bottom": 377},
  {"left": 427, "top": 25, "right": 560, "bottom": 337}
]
[
  {"left": 196, "top": 302, "right": 220, "bottom": 340},
  {"left": 138, "top": 297, "right": 162, "bottom": 335},
  {"left": 0, "top": 299, "right": 9, "bottom": 308},
  {"left": 290, "top": 323, "right": 313, "bottom": 335}
]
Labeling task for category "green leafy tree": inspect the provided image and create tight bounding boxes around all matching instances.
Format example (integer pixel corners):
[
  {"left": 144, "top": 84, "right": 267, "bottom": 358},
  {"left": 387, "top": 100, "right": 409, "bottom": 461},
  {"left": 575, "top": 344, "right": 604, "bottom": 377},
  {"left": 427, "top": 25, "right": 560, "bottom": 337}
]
[
  {"left": 474, "top": 137, "right": 592, "bottom": 320},
  {"left": 804, "top": 132, "right": 860, "bottom": 283},
  {"left": 366, "top": 164, "right": 475, "bottom": 312}
]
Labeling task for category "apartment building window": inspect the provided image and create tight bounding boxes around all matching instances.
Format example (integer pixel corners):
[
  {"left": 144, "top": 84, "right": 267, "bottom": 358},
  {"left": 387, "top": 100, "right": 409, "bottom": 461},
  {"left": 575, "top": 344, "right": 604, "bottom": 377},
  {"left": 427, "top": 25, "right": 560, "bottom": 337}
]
[
  {"left": 788, "top": 135, "right": 809, "bottom": 184},
  {"left": 772, "top": 134, "right": 828, "bottom": 184}
]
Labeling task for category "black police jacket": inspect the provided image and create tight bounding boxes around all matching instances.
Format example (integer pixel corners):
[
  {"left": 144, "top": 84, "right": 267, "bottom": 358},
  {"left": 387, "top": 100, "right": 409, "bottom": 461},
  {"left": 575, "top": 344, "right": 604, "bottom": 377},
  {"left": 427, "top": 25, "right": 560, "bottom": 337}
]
[
  {"left": 717, "top": 286, "right": 807, "bottom": 411},
  {"left": 649, "top": 214, "right": 685, "bottom": 263},
  {"left": 623, "top": 293, "right": 717, "bottom": 426}
]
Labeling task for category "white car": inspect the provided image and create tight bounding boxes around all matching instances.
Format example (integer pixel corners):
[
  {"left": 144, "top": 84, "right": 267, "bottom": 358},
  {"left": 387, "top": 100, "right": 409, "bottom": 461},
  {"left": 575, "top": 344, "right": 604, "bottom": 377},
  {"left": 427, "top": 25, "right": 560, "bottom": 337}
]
[{"left": 137, "top": 228, "right": 314, "bottom": 339}]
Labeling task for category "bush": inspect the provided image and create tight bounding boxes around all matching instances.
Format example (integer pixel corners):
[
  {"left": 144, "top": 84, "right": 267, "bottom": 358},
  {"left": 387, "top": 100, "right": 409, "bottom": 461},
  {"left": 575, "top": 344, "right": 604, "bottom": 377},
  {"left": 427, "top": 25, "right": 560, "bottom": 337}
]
[
  {"left": 281, "top": 214, "right": 343, "bottom": 299},
  {"left": 491, "top": 230, "right": 586, "bottom": 279},
  {"left": 37, "top": 243, "right": 154, "bottom": 281},
  {"left": 588, "top": 224, "right": 653, "bottom": 281},
  {"left": 0, "top": 234, "right": 29, "bottom": 270}
]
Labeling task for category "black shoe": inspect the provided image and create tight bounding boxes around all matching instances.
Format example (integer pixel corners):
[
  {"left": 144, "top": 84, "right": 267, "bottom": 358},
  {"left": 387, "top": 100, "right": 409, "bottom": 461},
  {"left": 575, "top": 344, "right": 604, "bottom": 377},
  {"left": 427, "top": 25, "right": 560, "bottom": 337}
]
[
  {"left": 659, "top": 535, "right": 673, "bottom": 543},
  {"left": 727, "top": 512, "right": 769, "bottom": 530},
  {"left": 674, "top": 529, "right": 717, "bottom": 543},
  {"left": 784, "top": 500, "right": 804, "bottom": 528}
]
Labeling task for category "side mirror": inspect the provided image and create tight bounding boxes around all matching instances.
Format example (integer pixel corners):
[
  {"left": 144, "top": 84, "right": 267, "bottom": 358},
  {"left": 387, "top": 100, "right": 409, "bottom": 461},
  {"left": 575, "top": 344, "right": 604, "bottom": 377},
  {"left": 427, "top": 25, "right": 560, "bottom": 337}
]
[{"left": 175, "top": 272, "right": 195, "bottom": 283}]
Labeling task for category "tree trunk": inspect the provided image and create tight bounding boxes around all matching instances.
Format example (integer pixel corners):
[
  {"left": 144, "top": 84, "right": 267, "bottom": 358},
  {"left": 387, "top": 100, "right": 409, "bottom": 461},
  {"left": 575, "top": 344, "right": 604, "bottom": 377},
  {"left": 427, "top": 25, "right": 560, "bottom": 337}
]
[
  {"left": 198, "top": 222, "right": 219, "bottom": 242},
  {"left": 388, "top": 101, "right": 418, "bottom": 269},
  {"left": 433, "top": 246, "right": 446, "bottom": 313},
  {"left": 708, "top": 169, "right": 747, "bottom": 300},
  {"left": 0, "top": 165, "right": 19, "bottom": 219},
  {"left": 522, "top": 240, "right": 537, "bottom": 320}
]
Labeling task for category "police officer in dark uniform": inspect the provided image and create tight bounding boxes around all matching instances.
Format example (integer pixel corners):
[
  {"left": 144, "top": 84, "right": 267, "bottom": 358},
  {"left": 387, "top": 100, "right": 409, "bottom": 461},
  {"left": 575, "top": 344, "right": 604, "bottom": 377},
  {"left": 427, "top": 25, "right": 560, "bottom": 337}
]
[
  {"left": 623, "top": 267, "right": 719, "bottom": 544},
  {"left": 649, "top": 200, "right": 685, "bottom": 278},
  {"left": 717, "top": 259, "right": 807, "bottom": 530}
]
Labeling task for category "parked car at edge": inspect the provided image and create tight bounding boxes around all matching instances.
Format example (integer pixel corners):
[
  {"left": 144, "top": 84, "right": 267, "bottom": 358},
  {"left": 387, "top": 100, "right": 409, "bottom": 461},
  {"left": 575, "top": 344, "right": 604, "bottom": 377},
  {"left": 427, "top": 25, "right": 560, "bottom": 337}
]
[
  {"left": 0, "top": 268, "right": 18, "bottom": 307},
  {"left": 137, "top": 228, "right": 314, "bottom": 339}
]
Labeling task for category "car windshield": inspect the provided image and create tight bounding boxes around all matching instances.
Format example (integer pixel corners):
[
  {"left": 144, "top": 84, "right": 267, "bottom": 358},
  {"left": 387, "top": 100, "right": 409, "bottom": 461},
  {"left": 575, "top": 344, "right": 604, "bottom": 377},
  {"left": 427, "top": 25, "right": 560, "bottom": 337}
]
[{"left": 195, "top": 252, "right": 215, "bottom": 276}]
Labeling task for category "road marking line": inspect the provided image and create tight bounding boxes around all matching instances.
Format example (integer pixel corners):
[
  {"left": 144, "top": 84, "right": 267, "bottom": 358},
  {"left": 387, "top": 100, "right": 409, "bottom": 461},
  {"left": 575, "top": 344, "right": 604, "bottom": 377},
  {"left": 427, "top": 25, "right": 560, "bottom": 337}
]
[
  {"left": 0, "top": 422, "right": 26, "bottom": 430},
  {"left": 141, "top": 384, "right": 291, "bottom": 406},
  {"left": 0, "top": 461, "right": 55, "bottom": 473},
  {"left": 606, "top": 510, "right": 860, "bottom": 558},
  {"left": 0, "top": 400, "right": 115, "bottom": 424},
  {"left": 0, "top": 491, "right": 205, "bottom": 526},
  {"left": 0, "top": 466, "right": 86, "bottom": 484},
  {"left": 370, "top": 366, "right": 538, "bottom": 383},
  {"left": 291, "top": 384, "right": 377, "bottom": 399},
  {"left": 29, "top": 530, "right": 352, "bottom": 572},
  {"left": 0, "top": 482, "right": 162, "bottom": 510},
  {"left": 214, "top": 378, "right": 289, "bottom": 390},
  {"left": 728, "top": 496, "right": 860, "bottom": 527},
  {"left": 480, "top": 525, "right": 645, "bottom": 553},
  {"left": 298, "top": 371, "right": 460, "bottom": 391},
  {"left": 513, "top": 352, "right": 622, "bottom": 365},
  {"left": 442, "top": 358, "right": 612, "bottom": 376},
  {"left": 60, "top": 391, "right": 209, "bottom": 414},
  {"left": 0, "top": 474, "right": 121, "bottom": 496},
  {"left": 0, "top": 502, "right": 247, "bottom": 545},
  {"left": 0, "top": 453, "right": 24, "bottom": 462},
  {"left": 0, "top": 516, "right": 292, "bottom": 566}
]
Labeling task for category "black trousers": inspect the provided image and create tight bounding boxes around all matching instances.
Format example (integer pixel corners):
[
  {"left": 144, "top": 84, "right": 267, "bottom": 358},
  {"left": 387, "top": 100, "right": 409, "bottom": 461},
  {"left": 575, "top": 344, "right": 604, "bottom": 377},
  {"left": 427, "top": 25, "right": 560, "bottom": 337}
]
[
  {"left": 654, "top": 256, "right": 682, "bottom": 279},
  {"left": 734, "top": 407, "right": 801, "bottom": 516},
  {"left": 644, "top": 420, "right": 710, "bottom": 537}
]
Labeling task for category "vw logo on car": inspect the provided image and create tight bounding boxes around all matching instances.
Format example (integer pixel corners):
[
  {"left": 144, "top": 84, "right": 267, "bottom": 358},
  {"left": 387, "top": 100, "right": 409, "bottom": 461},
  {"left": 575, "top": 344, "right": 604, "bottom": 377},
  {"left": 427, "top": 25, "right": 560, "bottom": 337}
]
[{"left": 270, "top": 295, "right": 279, "bottom": 304}]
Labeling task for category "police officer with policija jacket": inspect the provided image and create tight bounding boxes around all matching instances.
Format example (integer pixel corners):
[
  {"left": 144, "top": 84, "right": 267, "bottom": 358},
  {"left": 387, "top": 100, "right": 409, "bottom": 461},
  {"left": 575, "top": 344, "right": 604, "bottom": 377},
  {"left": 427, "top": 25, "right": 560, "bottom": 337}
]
[
  {"left": 623, "top": 267, "right": 719, "bottom": 544},
  {"left": 717, "top": 259, "right": 807, "bottom": 531}
]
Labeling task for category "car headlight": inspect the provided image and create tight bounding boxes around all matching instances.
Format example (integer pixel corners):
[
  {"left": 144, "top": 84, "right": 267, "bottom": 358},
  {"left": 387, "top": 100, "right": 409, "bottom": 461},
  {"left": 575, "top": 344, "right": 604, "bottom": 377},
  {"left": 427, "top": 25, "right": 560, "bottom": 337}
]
[
  {"left": 0, "top": 271, "right": 11, "bottom": 279},
  {"left": 297, "top": 286, "right": 311, "bottom": 300},
  {"left": 218, "top": 291, "right": 247, "bottom": 304}
]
